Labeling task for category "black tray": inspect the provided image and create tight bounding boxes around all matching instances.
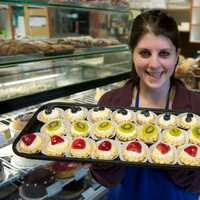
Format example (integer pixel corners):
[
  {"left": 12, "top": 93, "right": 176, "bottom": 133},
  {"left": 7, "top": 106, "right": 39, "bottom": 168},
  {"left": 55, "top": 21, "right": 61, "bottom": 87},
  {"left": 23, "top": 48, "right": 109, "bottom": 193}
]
[{"left": 12, "top": 102, "right": 200, "bottom": 170}]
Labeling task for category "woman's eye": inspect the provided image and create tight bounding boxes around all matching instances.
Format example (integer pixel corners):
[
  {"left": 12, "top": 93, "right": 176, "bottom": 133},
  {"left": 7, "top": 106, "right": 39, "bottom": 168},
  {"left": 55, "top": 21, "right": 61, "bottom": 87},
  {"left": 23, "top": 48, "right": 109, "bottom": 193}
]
[
  {"left": 139, "top": 50, "right": 151, "bottom": 58},
  {"left": 159, "top": 51, "right": 170, "bottom": 58}
]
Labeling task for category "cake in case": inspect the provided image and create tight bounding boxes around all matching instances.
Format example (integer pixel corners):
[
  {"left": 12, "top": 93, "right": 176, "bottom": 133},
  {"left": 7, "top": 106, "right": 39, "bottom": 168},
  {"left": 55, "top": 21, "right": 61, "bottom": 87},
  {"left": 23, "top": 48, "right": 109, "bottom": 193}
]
[
  {"left": 93, "top": 120, "right": 115, "bottom": 139},
  {"left": 64, "top": 106, "right": 87, "bottom": 122},
  {"left": 177, "top": 112, "right": 199, "bottom": 129},
  {"left": 94, "top": 139, "right": 118, "bottom": 160},
  {"left": 162, "top": 127, "right": 187, "bottom": 146},
  {"left": 178, "top": 144, "right": 200, "bottom": 166},
  {"left": 151, "top": 142, "right": 175, "bottom": 164},
  {"left": 18, "top": 133, "right": 42, "bottom": 154},
  {"left": 116, "top": 121, "right": 137, "bottom": 141},
  {"left": 157, "top": 112, "right": 177, "bottom": 129},
  {"left": 121, "top": 139, "right": 148, "bottom": 162},
  {"left": 136, "top": 110, "right": 156, "bottom": 125},
  {"left": 112, "top": 108, "right": 134, "bottom": 124},
  {"left": 43, "top": 135, "right": 68, "bottom": 157},
  {"left": 70, "top": 137, "right": 92, "bottom": 158},
  {"left": 138, "top": 123, "right": 159, "bottom": 144},
  {"left": 70, "top": 120, "right": 90, "bottom": 137},
  {"left": 37, "top": 107, "right": 63, "bottom": 123}
]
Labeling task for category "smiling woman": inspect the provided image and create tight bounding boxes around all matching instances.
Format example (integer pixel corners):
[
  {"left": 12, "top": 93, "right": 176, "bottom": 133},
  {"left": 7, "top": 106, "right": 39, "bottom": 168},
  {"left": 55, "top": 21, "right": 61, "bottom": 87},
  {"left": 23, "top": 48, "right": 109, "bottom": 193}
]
[{"left": 90, "top": 9, "right": 200, "bottom": 200}]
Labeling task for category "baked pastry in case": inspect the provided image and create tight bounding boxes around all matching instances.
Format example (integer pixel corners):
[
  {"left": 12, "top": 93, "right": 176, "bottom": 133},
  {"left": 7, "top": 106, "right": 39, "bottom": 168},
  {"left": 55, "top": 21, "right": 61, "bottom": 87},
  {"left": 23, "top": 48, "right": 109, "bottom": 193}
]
[
  {"left": 151, "top": 142, "right": 175, "bottom": 164},
  {"left": 94, "top": 139, "right": 118, "bottom": 160},
  {"left": 116, "top": 121, "right": 137, "bottom": 141},
  {"left": 93, "top": 120, "right": 115, "bottom": 139},
  {"left": 64, "top": 106, "right": 87, "bottom": 121},
  {"left": 70, "top": 120, "right": 90, "bottom": 137},
  {"left": 189, "top": 125, "right": 200, "bottom": 145},
  {"left": 70, "top": 137, "right": 92, "bottom": 158},
  {"left": 162, "top": 127, "right": 187, "bottom": 146},
  {"left": 138, "top": 123, "right": 159, "bottom": 144},
  {"left": 121, "top": 139, "right": 148, "bottom": 162},
  {"left": 178, "top": 144, "right": 200, "bottom": 166},
  {"left": 136, "top": 110, "right": 156, "bottom": 124},
  {"left": 112, "top": 108, "right": 134, "bottom": 124},
  {"left": 177, "top": 112, "right": 199, "bottom": 129},
  {"left": 43, "top": 135, "right": 68, "bottom": 157},
  {"left": 37, "top": 107, "right": 63, "bottom": 123},
  {"left": 41, "top": 119, "right": 67, "bottom": 137},
  {"left": 90, "top": 107, "right": 111, "bottom": 122},
  {"left": 18, "top": 133, "right": 42, "bottom": 154},
  {"left": 157, "top": 112, "right": 177, "bottom": 129}
]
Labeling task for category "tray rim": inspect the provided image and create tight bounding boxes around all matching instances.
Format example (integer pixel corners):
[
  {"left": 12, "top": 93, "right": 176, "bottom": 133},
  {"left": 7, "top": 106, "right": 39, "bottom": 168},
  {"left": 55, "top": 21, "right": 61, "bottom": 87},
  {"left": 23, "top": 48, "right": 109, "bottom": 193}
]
[{"left": 12, "top": 102, "right": 200, "bottom": 170}]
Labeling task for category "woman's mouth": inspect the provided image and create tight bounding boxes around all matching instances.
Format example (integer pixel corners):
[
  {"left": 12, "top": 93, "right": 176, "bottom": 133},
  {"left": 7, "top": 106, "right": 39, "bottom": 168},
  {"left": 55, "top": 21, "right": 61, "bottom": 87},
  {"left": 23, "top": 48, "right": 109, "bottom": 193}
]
[{"left": 145, "top": 70, "right": 164, "bottom": 80}]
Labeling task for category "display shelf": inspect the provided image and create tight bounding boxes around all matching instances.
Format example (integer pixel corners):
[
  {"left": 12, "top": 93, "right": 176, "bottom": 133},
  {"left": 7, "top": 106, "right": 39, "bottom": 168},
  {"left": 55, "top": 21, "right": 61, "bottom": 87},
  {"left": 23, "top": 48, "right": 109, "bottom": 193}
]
[
  {"left": 0, "top": 0, "right": 129, "bottom": 13},
  {"left": 0, "top": 45, "right": 129, "bottom": 67}
]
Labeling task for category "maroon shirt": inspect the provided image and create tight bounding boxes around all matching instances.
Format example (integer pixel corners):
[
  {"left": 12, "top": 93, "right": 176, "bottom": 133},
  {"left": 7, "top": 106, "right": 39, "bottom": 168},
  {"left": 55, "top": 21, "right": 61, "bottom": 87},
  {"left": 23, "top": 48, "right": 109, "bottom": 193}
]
[{"left": 91, "top": 79, "right": 200, "bottom": 193}]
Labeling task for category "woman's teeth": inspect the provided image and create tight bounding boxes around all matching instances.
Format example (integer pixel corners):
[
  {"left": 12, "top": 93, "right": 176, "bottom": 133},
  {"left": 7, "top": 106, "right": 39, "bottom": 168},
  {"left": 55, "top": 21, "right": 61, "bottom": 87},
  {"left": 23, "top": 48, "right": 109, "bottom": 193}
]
[{"left": 146, "top": 71, "right": 163, "bottom": 78}]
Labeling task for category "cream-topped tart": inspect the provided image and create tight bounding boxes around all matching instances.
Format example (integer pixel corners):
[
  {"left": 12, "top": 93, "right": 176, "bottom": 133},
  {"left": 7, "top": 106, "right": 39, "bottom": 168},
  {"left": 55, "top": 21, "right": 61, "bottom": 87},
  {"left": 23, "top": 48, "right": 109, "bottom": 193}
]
[
  {"left": 121, "top": 139, "right": 148, "bottom": 162},
  {"left": 177, "top": 112, "right": 199, "bottom": 129},
  {"left": 37, "top": 107, "right": 63, "bottom": 123},
  {"left": 70, "top": 137, "right": 92, "bottom": 158},
  {"left": 18, "top": 133, "right": 42, "bottom": 154},
  {"left": 189, "top": 125, "right": 200, "bottom": 145},
  {"left": 90, "top": 107, "right": 111, "bottom": 122},
  {"left": 157, "top": 112, "right": 177, "bottom": 129},
  {"left": 43, "top": 135, "right": 68, "bottom": 157},
  {"left": 41, "top": 119, "right": 67, "bottom": 137},
  {"left": 151, "top": 142, "right": 175, "bottom": 164},
  {"left": 112, "top": 108, "right": 134, "bottom": 124},
  {"left": 94, "top": 139, "right": 118, "bottom": 160},
  {"left": 116, "top": 122, "right": 137, "bottom": 141},
  {"left": 93, "top": 120, "right": 115, "bottom": 139},
  {"left": 138, "top": 123, "right": 159, "bottom": 144},
  {"left": 70, "top": 120, "right": 90, "bottom": 137},
  {"left": 162, "top": 127, "right": 187, "bottom": 146},
  {"left": 136, "top": 110, "right": 156, "bottom": 125},
  {"left": 178, "top": 144, "right": 200, "bottom": 166},
  {"left": 64, "top": 106, "right": 87, "bottom": 122}
]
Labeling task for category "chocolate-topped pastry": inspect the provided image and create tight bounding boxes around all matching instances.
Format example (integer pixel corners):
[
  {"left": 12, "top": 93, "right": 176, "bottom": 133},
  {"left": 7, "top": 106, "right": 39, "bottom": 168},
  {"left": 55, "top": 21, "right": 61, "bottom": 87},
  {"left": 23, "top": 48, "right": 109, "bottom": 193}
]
[
  {"left": 64, "top": 106, "right": 88, "bottom": 122},
  {"left": 157, "top": 112, "right": 177, "bottom": 129},
  {"left": 113, "top": 108, "right": 134, "bottom": 124},
  {"left": 177, "top": 112, "right": 199, "bottom": 129},
  {"left": 163, "top": 112, "right": 171, "bottom": 121},
  {"left": 20, "top": 168, "right": 56, "bottom": 199},
  {"left": 90, "top": 107, "right": 111, "bottom": 122},
  {"left": 136, "top": 110, "right": 156, "bottom": 125}
]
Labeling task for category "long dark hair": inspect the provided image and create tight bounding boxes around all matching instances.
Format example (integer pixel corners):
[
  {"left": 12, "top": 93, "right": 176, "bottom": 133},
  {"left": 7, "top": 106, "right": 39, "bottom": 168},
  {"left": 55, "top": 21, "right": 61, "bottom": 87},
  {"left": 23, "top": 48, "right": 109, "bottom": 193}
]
[{"left": 129, "top": 10, "right": 180, "bottom": 83}]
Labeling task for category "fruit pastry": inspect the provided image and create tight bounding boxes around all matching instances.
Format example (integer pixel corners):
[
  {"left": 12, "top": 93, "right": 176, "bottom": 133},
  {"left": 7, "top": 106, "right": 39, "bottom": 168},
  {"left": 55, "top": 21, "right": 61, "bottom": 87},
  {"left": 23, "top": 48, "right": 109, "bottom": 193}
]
[
  {"left": 70, "top": 137, "right": 92, "bottom": 158},
  {"left": 70, "top": 120, "right": 90, "bottom": 137},
  {"left": 121, "top": 139, "right": 148, "bottom": 162},
  {"left": 112, "top": 108, "right": 134, "bottom": 124},
  {"left": 89, "top": 107, "right": 111, "bottom": 122},
  {"left": 18, "top": 133, "right": 42, "bottom": 154},
  {"left": 37, "top": 107, "right": 63, "bottom": 123},
  {"left": 93, "top": 120, "right": 115, "bottom": 139},
  {"left": 151, "top": 142, "right": 176, "bottom": 164},
  {"left": 157, "top": 112, "right": 177, "bottom": 129},
  {"left": 43, "top": 135, "right": 68, "bottom": 157},
  {"left": 41, "top": 119, "right": 67, "bottom": 137},
  {"left": 178, "top": 144, "right": 200, "bottom": 166},
  {"left": 162, "top": 127, "right": 187, "bottom": 146},
  {"left": 138, "top": 123, "right": 159, "bottom": 144},
  {"left": 177, "top": 112, "right": 199, "bottom": 129},
  {"left": 189, "top": 125, "right": 200, "bottom": 145},
  {"left": 94, "top": 139, "right": 118, "bottom": 160},
  {"left": 136, "top": 110, "right": 157, "bottom": 125},
  {"left": 64, "top": 106, "right": 88, "bottom": 122},
  {"left": 116, "top": 121, "right": 137, "bottom": 142}
]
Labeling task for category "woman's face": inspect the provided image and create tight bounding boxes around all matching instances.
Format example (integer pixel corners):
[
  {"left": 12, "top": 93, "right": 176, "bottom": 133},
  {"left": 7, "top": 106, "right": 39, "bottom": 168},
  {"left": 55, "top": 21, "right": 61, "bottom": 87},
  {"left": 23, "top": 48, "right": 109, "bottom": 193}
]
[{"left": 133, "top": 33, "right": 179, "bottom": 90}]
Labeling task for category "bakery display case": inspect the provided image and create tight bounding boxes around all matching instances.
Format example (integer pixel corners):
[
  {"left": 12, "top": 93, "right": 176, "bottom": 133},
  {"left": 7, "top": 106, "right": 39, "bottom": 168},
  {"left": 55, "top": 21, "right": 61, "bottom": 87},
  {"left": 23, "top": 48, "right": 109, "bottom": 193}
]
[{"left": 0, "top": 1, "right": 131, "bottom": 199}]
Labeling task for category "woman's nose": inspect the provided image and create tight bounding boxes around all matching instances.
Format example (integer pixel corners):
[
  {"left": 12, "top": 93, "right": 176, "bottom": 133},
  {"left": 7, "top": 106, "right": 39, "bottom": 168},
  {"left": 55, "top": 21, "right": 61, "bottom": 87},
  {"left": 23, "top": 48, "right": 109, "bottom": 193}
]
[{"left": 148, "top": 55, "right": 160, "bottom": 68}]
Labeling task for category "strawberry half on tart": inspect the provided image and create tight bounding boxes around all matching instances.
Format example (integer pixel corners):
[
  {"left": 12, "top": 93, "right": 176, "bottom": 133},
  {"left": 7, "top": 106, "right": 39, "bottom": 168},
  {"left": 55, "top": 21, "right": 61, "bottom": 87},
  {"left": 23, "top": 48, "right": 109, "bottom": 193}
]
[{"left": 18, "top": 133, "right": 42, "bottom": 154}]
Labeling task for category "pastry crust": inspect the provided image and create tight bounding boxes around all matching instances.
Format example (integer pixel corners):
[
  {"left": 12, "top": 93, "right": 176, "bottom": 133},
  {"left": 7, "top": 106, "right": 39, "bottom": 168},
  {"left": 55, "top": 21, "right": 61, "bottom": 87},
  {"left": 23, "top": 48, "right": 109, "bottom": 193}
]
[
  {"left": 177, "top": 113, "right": 199, "bottom": 129},
  {"left": 157, "top": 113, "right": 177, "bottom": 129},
  {"left": 112, "top": 109, "right": 134, "bottom": 124},
  {"left": 64, "top": 107, "right": 87, "bottom": 122},
  {"left": 136, "top": 110, "right": 157, "bottom": 125},
  {"left": 70, "top": 120, "right": 90, "bottom": 137},
  {"left": 90, "top": 107, "right": 111, "bottom": 122}
]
